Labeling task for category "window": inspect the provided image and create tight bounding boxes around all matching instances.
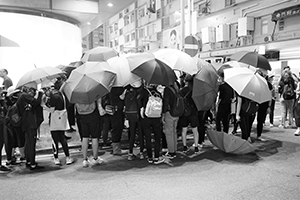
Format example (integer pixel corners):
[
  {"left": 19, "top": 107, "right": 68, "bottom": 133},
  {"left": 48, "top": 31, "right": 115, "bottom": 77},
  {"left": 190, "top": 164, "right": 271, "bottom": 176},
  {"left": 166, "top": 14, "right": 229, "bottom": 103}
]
[
  {"left": 124, "top": 15, "right": 130, "bottom": 26},
  {"left": 262, "top": 19, "right": 268, "bottom": 34},
  {"left": 225, "top": 0, "right": 236, "bottom": 7},
  {"left": 125, "top": 34, "right": 130, "bottom": 43},
  {"left": 109, "top": 41, "right": 113, "bottom": 47},
  {"left": 278, "top": 20, "right": 284, "bottom": 31},
  {"left": 131, "top": 32, "right": 136, "bottom": 41},
  {"left": 139, "top": 28, "right": 145, "bottom": 38},
  {"left": 130, "top": 12, "right": 135, "bottom": 23},
  {"left": 114, "top": 39, "right": 119, "bottom": 46},
  {"left": 119, "top": 12, "right": 123, "bottom": 19},
  {"left": 109, "top": 26, "right": 113, "bottom": 34},
  {"left": 119, "top": 28, "right": 123, "bottom": 36},
  {"left": 138, "top": 8, "right": 145, "bottom": 19},
  {"left": 114, "top": 23, "right": 118, "bottom": 31}
]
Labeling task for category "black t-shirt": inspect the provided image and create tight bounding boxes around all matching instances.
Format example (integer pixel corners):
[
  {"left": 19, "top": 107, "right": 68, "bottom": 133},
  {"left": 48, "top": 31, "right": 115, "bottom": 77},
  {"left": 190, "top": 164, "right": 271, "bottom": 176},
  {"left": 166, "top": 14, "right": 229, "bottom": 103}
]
[{"left": 218, "top": 82, "right": 234, "bottom": 105}]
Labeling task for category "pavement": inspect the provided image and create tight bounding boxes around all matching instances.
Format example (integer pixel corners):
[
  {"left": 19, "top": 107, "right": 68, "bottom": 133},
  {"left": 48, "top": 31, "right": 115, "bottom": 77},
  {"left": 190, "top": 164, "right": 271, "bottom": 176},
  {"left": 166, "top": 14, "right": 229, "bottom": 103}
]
[{"left": 1, "top": 102, "right": 300, "bottom": 200}]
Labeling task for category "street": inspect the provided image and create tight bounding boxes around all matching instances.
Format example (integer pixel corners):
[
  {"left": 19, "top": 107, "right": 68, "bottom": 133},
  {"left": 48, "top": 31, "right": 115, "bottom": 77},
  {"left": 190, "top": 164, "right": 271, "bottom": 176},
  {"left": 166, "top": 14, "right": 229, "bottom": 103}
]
[{"left": 1, "top": 102, "right": 300, "bottom": 200}]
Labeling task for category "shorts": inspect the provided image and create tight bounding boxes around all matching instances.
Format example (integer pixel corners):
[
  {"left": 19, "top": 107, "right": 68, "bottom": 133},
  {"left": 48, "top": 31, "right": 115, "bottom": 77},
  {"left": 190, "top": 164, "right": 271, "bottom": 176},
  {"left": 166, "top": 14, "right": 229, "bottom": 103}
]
[
  {"left": 79, "top": 111, "right": 101, "bottom": 139},
  {"left": 180, "top": 115, "right": 198, "bottom": 128}
]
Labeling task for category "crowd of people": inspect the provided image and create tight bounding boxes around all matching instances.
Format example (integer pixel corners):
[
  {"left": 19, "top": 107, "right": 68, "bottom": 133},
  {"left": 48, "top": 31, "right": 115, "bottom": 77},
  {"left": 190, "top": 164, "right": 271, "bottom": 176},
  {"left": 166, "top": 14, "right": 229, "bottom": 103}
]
[{"left": 1, "top": 64, "right": 300, "bottom": 172}]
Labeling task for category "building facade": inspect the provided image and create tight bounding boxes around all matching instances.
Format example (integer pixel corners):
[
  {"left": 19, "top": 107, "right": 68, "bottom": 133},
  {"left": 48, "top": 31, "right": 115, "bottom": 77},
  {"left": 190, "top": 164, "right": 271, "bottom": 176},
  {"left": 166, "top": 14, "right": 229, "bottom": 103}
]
[{"left": 83, "top": 0, "right": 300, "bottom": 74}]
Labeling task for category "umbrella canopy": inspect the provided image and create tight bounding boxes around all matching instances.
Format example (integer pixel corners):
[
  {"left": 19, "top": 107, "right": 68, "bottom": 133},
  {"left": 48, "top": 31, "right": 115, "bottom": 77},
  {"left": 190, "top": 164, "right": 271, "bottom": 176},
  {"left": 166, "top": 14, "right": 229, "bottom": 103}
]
[
  {"left": 192, "top": 59, "right": 219, "bottom": 111},
  {"left": 224, "top": 67, "right": 272, "bottom": 104},
  {"left": 62, "top": 62, "right": 116, "bottom": 104},
  {"left": 207, "top": 129, "right": 255, "bottom": 154},
  {"left": 229, "top": 51, "right": 272, "bottom": 71},
  {"left": 16, "top": 66, "right": 64, "bottom": 89},
  {"left": 153, "top": 48, "right": 198, "bottom": 75},
  {"left": 56, "top": 65, "right": 75, "bottom": 78},
  {"left": 216, "top": 61, "right": 255, "bottom": 76},
  {"left": 107, "top": 56, "right": 140, "bottom": 87},
  {"left": 127, "top": 52, "right": 177, "bottom": 86},
  {"left": 81, "top": 46, "right": 118, "bottom": 62}
]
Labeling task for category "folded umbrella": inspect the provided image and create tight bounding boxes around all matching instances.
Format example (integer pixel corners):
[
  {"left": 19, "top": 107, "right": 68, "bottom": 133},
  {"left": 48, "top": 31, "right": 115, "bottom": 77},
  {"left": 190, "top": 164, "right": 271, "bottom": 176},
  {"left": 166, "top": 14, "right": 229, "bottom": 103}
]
[
  {"left": 229, "top": 51, "right": 272, "bottom": 71},
  {"left": 81, "top": 46, "right": 118, "bottom": 62},
  {"left": 16, "top": 66, "right": 64, "bottom": 89},
  {"left": 107, "top": 56, "right": 140, "bottom": 87},
  {"left": 207, "top": 129, "right": 255, "bottom": 154},
  {"left": 153, "top": 48, "right": 198, "bottom": 75},
  {"left": 62, "top": 62, "right": 116, "bottom": 104},
  {"left": 192, "top": 59, "right": 219, "bottom": 111},
  {"left": 224, "top": 67, "right": 272, "bottom": 104},
  {"left": 127, "top": 52, "right": 177, "bottom": 86}
]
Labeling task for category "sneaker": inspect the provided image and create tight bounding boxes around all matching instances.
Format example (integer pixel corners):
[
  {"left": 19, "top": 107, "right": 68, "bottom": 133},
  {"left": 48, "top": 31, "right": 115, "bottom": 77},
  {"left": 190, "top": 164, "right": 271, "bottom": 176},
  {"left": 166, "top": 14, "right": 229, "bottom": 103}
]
[
  {"left": 30, "top": 164, "right": 44, "bottom": 170},
  {"left": 195, "top": 147, "right": 199, "bottom": 153},
  {"left": 6, "top": 160, "right": 17, "bottom": 166},
  {"left": 83, "top": 159, "right": 89, "bottom": 168},
  {"left": 269, "top": 124, "right": 274, "bottom": 128},
  {"left": 54, "top": 158, "right": 61, "bottom": 165},
  {"left": 247, "top": 138, "right": 253, "bottom": 143},
  {"left": 278, "top": 124, "right": 284, "bottom": 128},
  {"left": 147, "top": 158, "right": 153, "bottom": 164},
  {"left": 183, "top": 146, "right": 188, "bottom": 153},
  {"left": 294, "top": 129, "right": 300, "bottom": 136},
  {"left": 257, "top": 137, "right": 267, "bottom": 142},
  {"left": 66, "top": 157, "right": 75, "bottom": 165},
  {"left": 162, "top": 148, "right": 168, "bottom": 153},
  {"left": 153, "top": 157, "right": 165, "bottom": 165},
  {"left": 127, "top": 154, "right": 134, "bottom": 161},
  {"left": 89, "top": 157, "right": 104, "bottom": 166},
  {"left": 139, "top": 152, "right": 144, "bottom": 160},
  {"left": 164, "top": 152, "right": 176, "bottom": 159},
  {"left": 20, "top": 157, "right": 26, "bottom": 162},
  {"left": 0, "top": 165, "right": 12, "bottom": 172}
]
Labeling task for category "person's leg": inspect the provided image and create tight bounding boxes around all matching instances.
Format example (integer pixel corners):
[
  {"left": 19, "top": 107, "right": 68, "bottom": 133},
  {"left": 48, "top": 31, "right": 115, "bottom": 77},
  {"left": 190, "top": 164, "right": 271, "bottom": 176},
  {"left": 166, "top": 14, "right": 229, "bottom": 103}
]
[
  {"left": 269, "top": 99, "right": 275, "bottom": 125},
  {"left": 28, "top": 129, "right": 38, "bottom": 167},
  {"left": 58, "top": 131, "right": 70, "bottom": 157},
  {"left": 281, "top": 100, "right": 287, "bottom": 126},
  {"left": 152, "top": 118, "right": 162, "bottom": 159},
  {"left": 101, "top": 115, "right": 110, "bottom": 144},
  {"left": 0, "top": 124, "right": 4, "bottom": 166},
  {"left": 215, "top": 107, "right": 222, "bottom": 132},
  {"left": 287, "top": 99, "right": 294, "bottom": 126},
  {"left": 91, "top": 138, "right": 99, "bottom": 159},
  {"left": 111, "top": 110, "right": 124, "bottom": 154},
  {"left": 128, "top": 120, "right": 137, "bottom": 154},
  {"left": 192, "top": 127, "right": 199, "bottom": 147},
  {"left": 137, "top": 120, "right": 144, "bottom": 153},
  {"left": 82, "top": 137, "right": 89, "bottom": 160},
  {"left": 257, "top": 103, "right": 268, "bottom": 138},
  {"left": 181, "top": 127, "right": 188, "bottom": 147},
  {"left": 240, "top": 114, "right": 248, "bottom": 140},
  {"left": 4, "top": 127, "right": 13, "bottom": 162},
  {"left": 222, "top": 105, "right": 231, "bottom": 133},
  {"left": 164, "top": 112, "right": 176, "bottom": 153},
  {"left": 141, "top": 118, "right": 153, "bottom": 159},
  {"left": 50, "top": 131, "right": 60, "bottom": 159},
  {"left": 197, "top": 111, "right": 206, "bottom": 144}
]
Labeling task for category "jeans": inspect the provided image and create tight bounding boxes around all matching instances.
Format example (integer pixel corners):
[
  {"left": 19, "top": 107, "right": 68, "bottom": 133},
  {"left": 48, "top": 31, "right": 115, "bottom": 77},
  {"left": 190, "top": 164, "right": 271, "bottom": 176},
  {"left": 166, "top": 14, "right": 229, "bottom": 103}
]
[
  {"left": 142, "top": 117, "right": 161, "bottom": 159},
  {"left": 240, "top": 113, "right": 255, "bottom": 140},
  {"left": 257, "top": 102, "right": 269, "bottom": 138},
  {"left": 281, "top": 99, "right": 294, "bottom": 126},
  {"left": 128, "top": 119, "right": 143, "bottom": 154},
  {"left": 111, "top": 110, "right": 124, "bottom": 143},
  {"left": 268, "top": 99, "right": 275, "bottom": 124},
  {"left": 163, "top": 112, "right": 179, "bottom": 153}
]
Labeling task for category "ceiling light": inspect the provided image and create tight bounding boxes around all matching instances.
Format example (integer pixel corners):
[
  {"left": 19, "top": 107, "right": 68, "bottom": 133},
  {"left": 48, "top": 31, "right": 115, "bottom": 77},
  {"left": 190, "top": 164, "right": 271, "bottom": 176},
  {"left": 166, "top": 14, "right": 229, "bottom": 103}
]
[{"left": 107, "top": 3, "right": 113, "bottom": 7}]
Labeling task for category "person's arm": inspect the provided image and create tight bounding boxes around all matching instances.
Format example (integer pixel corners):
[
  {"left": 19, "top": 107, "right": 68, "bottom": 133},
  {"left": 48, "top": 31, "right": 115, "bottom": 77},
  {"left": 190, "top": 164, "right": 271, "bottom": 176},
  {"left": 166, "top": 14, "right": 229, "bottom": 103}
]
[{"left": 236, "top": 96, "right": 242, "bottom": 122}]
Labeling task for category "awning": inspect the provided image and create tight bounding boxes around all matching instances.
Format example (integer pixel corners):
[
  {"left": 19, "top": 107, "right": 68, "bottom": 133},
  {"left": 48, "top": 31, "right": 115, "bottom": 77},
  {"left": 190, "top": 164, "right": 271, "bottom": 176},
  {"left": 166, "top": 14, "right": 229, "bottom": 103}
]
[{"left": 271, "top": 4, "right": 300, "bottom": 22}]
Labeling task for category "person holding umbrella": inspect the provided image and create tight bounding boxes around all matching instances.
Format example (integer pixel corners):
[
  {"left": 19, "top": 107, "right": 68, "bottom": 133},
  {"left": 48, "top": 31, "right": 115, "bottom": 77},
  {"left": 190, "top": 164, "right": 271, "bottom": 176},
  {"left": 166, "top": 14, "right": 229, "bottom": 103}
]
[{"left": 17, "top": 82, "right": 44, "bottom": 170}]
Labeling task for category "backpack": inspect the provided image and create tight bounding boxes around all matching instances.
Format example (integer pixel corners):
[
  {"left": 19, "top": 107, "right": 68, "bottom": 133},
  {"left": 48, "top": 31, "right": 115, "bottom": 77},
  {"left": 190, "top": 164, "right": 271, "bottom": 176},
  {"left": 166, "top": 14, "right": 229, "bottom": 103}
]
[
  {"left": 6, "top": 103, "right": 22, "bottom": 127},
  {"left": 282, "top": 83, "right": 295, "bottom": 100},
  {"left": 169, "top": 86, "right": 185, "bottom": 117},
  {"left": 241, "top": 98, "right": 259, "bottom": 116},
  {"left": 145, "top": 89, "right": 163, "bottom": 118},
  {"left": 124, "top": 88, "right": 139, "bottom": 121}
]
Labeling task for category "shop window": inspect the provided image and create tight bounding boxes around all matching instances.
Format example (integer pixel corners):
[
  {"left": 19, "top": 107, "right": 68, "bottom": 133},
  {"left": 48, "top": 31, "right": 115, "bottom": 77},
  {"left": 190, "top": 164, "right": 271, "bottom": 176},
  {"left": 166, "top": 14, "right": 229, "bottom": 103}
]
[
  {"left": 278, "top": 20, "right": 284, "bottom": 31},
  {"left": 262, "top": 19, "right": 268, "bottom": 34}
]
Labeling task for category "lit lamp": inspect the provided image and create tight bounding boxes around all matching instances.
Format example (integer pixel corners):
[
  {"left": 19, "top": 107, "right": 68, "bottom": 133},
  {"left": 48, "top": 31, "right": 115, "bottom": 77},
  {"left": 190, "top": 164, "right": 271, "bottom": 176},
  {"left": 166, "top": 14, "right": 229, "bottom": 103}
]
[{"left": 258, "top": 45, "right": 266, "bottom": 55}]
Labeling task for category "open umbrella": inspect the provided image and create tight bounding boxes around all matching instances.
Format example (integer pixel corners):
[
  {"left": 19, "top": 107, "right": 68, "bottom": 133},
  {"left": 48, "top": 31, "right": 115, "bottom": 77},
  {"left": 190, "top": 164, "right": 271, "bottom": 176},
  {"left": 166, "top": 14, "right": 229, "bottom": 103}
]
[
  {"left": 107, "top": 56, "right": 140, "bottom": 87},
  {"left": 69, "top": 61, "right": 83, "bottom": 68},
  {"left": 192, "top": 59, "right": 219, "bottom": 111},
  {"left": 229, "top": 51, "right": 272, "bottom": 71},
  {"left": 153, "top": 48, "right": 198, "bottom": 75},
  {"left": 62, "top": 62, "right": 116, "bottom": 104},
  {"left": 207, "top": 129, "right": 255, "bottom": 154},
  {"left": 81, "top": 46, "right": 118, "bottom": 62},
  {"left": 16, "top": 66, "right": 64, "bottom": 89},
  {"left": 224, "top": 67, "right": 272, "bottom": 104},
  {"left": 127, "top": 52, "right": 177, "bottom": 86},
  {"left": 216, "top": 61, "right": 255, "bottom": 76}
]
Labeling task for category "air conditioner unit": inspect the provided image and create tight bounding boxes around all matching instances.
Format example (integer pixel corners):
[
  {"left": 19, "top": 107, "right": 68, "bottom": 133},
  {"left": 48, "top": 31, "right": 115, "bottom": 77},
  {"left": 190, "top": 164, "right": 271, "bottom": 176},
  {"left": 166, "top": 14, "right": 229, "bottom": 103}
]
[{"left": 264, "top": 35, "right": 272, "bottom": 42}]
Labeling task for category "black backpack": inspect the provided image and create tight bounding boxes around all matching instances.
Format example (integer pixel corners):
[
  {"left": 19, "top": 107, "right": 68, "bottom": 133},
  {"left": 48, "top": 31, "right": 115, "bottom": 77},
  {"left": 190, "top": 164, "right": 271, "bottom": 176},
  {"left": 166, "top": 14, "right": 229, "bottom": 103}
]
[
  {"left": 282, "top": 83, "right": 295, "bottom": 100},
  {"left": 6, "top": 103, "right": 22, "bottom": 127},
  {"left": 124, "top": 88, "right": 139, "bottom": 121},
  {"left": 169, "top": 87, "right": 185, "bottom": 117},
  {"left": 241, "top": 98, "right": 258, "bottom": 116}
]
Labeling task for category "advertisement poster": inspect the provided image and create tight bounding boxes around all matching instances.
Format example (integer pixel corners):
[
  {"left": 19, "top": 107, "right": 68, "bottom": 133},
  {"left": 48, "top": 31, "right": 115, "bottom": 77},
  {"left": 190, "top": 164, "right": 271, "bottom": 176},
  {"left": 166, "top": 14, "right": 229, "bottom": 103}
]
[{"left": 162, "top": 25, "right": 181, "bottom": 50}]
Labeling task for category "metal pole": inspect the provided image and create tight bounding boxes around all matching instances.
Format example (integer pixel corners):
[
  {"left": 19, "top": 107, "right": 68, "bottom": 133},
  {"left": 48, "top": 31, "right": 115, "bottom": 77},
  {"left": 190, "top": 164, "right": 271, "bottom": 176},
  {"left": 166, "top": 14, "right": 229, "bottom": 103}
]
[{"left": 180, "top": 0, "right": 185, "bottom": 51}]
